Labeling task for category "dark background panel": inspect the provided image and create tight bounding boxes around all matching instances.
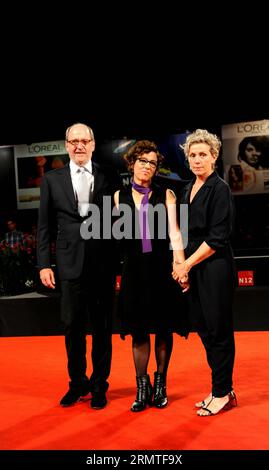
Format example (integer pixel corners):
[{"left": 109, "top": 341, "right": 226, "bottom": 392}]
[{"left": 0, "top": 286, "right": 268, "bottom": 337}]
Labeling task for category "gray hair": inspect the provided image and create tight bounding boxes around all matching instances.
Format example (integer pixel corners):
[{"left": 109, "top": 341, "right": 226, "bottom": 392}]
[
  {"left": 65, "top": 123, "right": 94, "bottom": 140},
  {"left": 182, "top": 129, "right": 221, "bottom": 159}
]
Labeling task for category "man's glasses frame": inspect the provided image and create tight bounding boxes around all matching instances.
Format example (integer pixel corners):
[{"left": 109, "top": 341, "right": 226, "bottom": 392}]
[{"left": 66, "top": 139, "right": 93, "bottom": 146}]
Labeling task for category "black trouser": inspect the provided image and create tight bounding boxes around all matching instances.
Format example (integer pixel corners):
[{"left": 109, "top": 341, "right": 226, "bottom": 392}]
[
  {"left": 197, "top": 323, "right": 235, "bottom": 397},
  {"left": 188, "top": 276, "right": 235, "bottom": 397},
  {"left": 60, "top": 263, "right": 113, "bottom": 393}
]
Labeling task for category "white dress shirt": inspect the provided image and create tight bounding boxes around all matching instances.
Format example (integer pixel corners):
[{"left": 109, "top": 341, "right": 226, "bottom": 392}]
[
  {"left": 70, "top": 160, "right": 94, "bottom": 215},
  {"left": 70, "top": 160, "right": 94, "bottom": 198}
]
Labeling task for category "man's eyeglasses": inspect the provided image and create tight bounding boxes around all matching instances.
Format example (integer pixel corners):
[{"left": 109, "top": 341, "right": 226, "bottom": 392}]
[
  {"left": 136, "top": 157, "right": 158, "bottom": 169},
  {"left": 67, "top": 139, "right": 93, "bottom": 146}
]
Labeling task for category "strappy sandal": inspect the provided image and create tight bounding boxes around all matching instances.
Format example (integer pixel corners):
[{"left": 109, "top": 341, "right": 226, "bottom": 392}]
[
  {"left": 195, "top": 393, "right": 212, "bottom": 408},
  {"left": 197, "top": 391, "right": 237, "bottom": 417}
]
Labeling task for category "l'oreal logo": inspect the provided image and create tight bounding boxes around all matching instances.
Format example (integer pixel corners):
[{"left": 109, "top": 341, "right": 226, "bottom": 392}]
[
  {"left": 237, "top": 122, "right": 269, "bottom": 134},
  {"left": 27, "top": 144, "right": 62, "bottom": 154}
]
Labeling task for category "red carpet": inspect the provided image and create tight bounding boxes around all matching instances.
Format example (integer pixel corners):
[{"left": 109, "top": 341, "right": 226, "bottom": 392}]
[{"left": 0, "top": 332, "right": 269, "bottom": 451}]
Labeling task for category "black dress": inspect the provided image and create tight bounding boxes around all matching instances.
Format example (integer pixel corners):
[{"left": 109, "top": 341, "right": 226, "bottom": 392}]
[{"left": 117, "top": 185, "right": 189, "bottom": 339}]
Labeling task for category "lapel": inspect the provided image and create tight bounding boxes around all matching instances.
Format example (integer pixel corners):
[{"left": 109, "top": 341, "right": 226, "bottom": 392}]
[
  {"left": 92, "top": 162, "right": 106, "bottom": 199},
  {"left": 55, "top": 162, "right": 107, "bottom": 211},
  {"left": 57, "top": 164, "right": 77, "bottom": 210}
]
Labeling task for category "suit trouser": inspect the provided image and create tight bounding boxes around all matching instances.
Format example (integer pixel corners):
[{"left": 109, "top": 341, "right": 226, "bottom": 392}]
[{"left": 60, "top": 266, "right": 113, "bottom": 393}]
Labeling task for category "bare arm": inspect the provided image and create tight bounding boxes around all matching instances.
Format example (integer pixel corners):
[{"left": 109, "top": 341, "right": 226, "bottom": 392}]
[
  {"left": 114, "top": 190, "right": 120, "bottom": 208},
  {"left": 166, "top": 189, "right": 189, "bottom": 292},
  {"left": 166, "top": 189, "right": 185, "bottom": 261}
]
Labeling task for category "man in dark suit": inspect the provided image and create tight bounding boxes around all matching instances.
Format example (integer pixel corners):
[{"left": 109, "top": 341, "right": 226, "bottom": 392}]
[{"left": 37, "top": 123, "right": 116, "bottom": 409}]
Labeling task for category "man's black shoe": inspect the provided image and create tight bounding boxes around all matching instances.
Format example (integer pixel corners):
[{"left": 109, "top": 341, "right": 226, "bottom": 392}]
[
  {"left": 60, "top": 387, "right": 90, "bottom": 407},
  {"left": 90, "top": 391, "right": 107, "bottom": 409}
]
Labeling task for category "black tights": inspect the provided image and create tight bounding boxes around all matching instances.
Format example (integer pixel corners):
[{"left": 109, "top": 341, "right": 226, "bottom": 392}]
[{"left": 132, "top": 332, "right": 173, "bottom": 378}]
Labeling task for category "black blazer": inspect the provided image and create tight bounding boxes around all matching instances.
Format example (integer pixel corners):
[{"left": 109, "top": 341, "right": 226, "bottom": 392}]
[{"left": 37, "top": 162, "right": 115, "bottom": 280}]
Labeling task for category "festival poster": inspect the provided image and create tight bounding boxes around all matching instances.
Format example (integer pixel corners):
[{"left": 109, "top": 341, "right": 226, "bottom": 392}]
[
  {"left": 221, "top": 120, "right": 269, "bottom": 195},
  {"left": 14, "top": 141, "right": 69, "bottom": 209}
]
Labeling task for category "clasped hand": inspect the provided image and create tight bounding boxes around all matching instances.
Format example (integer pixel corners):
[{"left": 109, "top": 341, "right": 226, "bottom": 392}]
[{"left": 172, "top": 261, "right": 190, "bottom": 292}]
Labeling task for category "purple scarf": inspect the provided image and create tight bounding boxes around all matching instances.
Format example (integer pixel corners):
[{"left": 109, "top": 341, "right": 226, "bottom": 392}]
[{"left": 132, "top": 181, "right": 152, "bottom": 253}]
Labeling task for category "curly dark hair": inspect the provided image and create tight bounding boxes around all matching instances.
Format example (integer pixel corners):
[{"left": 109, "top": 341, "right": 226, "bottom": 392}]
[{"left": 124, "top": 140, "right": 164, "bottom": 173}]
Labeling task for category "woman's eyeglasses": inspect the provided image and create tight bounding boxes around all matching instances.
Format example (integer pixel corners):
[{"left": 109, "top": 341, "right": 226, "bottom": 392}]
[{"left": 136, "top": 157, "right": 158, "bottom": 169}]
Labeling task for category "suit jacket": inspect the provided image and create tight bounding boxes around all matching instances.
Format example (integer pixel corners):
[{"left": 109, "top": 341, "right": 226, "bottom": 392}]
[{"left": 37, "top": 162, "right": 115, "bottom": 280}]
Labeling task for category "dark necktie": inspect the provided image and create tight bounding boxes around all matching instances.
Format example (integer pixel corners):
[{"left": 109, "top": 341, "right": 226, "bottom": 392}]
[{"left": 132, "top": 182, "right": 152, "bottom": 253}]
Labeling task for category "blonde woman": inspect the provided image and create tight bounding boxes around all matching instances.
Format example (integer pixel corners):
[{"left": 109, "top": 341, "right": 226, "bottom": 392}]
[{"left": 173, "top": 129, "right": 237, "bottom": 417}]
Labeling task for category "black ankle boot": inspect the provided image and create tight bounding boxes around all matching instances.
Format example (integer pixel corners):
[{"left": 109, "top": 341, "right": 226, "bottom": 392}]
[
  {"left": 153, "top": 372, "right": 168, "bottom": 408},
  {"left": 131, "top": 374, "right": 153, "bottom": 412}
]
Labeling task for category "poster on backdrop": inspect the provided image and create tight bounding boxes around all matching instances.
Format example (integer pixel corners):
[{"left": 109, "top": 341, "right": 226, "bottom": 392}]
[
  {"left": 14, "top": 141, "right": 69, "bottom": 209},
  {"left": 222, "top": 120, "right": 269, "bottom": 195}
]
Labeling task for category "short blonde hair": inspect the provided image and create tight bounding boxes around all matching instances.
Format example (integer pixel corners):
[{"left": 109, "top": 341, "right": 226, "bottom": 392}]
[{"left": 182, "top": 129, "right": 221, "bottom": 159}]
